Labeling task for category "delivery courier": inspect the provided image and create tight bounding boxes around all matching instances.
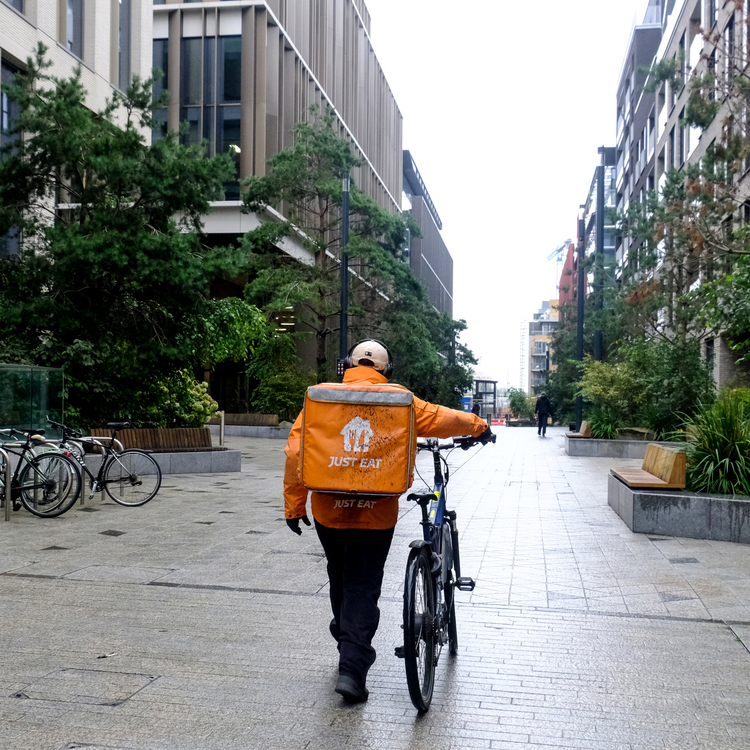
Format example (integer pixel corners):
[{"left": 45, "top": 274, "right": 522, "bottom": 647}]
[{"left": 283, "top": 339, "right": 494, "bottom": 705}]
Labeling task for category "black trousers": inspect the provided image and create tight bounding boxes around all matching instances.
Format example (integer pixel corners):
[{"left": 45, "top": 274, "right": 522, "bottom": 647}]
[
  {"left": 315, "top": 520, "right": 395, "bottom": 686},
  {"left": 537, "top": 413, "right": 548, "bottom": 435}
]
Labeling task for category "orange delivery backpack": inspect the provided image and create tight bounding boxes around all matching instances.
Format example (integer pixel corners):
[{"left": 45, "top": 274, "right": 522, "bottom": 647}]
[{"left": 299, "top": 381, "right": 417, "bottom": 496}]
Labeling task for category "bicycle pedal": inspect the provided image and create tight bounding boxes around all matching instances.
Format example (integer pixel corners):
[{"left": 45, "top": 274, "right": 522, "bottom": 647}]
[
  {"left": 455, "top": 577, "right": 476, "bottom": 592},
  {"left": 394, "top": 646, "right": 405, "bottom": 659}
]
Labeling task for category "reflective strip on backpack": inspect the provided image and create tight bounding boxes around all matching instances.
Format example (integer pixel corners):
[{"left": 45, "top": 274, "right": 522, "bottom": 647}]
[{"left": 307, "top": 387, "right": 413, "bottom": 406}]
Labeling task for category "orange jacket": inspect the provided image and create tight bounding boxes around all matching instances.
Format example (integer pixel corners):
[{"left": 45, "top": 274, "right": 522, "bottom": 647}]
[{"left": 284, "top": 366, "right": 488, "bottom": 530}]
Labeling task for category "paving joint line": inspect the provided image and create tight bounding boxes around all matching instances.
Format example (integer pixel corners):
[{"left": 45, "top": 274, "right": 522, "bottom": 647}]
[{"left": 6, "top": 570, "right": 750, "bottom": 627}]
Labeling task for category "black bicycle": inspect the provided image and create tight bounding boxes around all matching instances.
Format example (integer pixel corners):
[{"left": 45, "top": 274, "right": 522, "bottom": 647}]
[
  {"left": 0, "top": 428, "right": 82, "bottom": 518},
  {"left": 399, "top": 433, "right": 494, "bottom": 712},
  {"left": 47, "top": 418, "right": 162, "bottom": 506}
]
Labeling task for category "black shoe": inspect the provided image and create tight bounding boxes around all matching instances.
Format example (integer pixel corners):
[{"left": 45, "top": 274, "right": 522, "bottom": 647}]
[{"left": 335, "top": 675, "right": 369, "bottom": 704}]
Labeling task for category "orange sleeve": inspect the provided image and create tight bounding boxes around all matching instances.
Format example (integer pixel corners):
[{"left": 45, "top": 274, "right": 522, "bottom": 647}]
[
  {"left": 283, "top": 412, "right": 309, "bottom": 519},
  {"left": 413, "top": 397, "right": 488, "bottom": 439}
]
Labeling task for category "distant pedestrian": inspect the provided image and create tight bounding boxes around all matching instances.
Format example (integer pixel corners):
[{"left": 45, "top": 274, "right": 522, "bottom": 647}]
[
  {"left": 535, "top": 392, "right": 551, "bottom": 437},
  {"left": 472, "top": 401, "right": 480, "bottom": 416}
]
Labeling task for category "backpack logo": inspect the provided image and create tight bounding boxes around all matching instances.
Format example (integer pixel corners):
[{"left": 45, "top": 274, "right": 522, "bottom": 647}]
[
  {"left": 327, "top": 416, "right": 383, "bottom": 470},
  {"left": 341, "top": 416, "right": 374, "bottom": 452}
]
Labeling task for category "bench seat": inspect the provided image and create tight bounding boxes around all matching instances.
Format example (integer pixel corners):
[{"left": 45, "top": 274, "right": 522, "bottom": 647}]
[
  {"left": 565, "top": 420, "right": 591, "bottom": 439},
  {"left": 610, "top": 467, "right": 683, "bottom": 489},
  {"left": 610, "top": 443, "right": 686, "bottom": 490}
]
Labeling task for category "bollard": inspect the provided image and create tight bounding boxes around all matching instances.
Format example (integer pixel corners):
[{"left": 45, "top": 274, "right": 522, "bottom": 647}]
[{"left": 219, "top": 411, "right": 225, "bottom": 447}]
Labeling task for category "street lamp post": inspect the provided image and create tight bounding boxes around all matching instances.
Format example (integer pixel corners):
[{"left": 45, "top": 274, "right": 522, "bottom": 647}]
[
  {"left": 339, "top": 173, "right": 350, "bottom": 364},
  {"left": 576, "top": 216, "right": 585, "bottom": 431}
]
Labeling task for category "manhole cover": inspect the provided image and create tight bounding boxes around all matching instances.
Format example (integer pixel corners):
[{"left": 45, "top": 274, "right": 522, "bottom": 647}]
[{"left": 15, "top": 669, "right": 158, "bottom": 706}]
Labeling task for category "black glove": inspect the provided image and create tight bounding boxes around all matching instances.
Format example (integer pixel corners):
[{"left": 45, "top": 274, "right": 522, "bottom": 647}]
[
  {"left": 286, "top": 515, "right": 312, "bottom": 535},
  {"left": 479, "top": 424, "right": 495, "bottom": 445}
]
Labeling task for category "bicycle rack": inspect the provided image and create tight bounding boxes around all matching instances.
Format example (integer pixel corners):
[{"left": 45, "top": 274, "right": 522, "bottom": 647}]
[{"left": 1, "top": 447, "right": 10, "bottom": 522}]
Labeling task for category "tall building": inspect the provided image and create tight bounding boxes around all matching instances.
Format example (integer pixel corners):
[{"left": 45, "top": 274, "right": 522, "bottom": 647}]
[
  {"left": 402, "top": 150, "right": 453, "bottom": 315},
  {"left": 619, "top": 0, "right": 744, "bottom": 385},
  {"left": 152, "top": 0, "right": 403, "bottom": 252},
  {"left": 0, "top": 0, "right": 152, "bottom": 256},
  {"left": 528, "top": 300, "right": 558, "bottom": 396},
  {"left": 615, "top": 0, "right": 663, "bottom": 280},
  {"left": 581, "top": 147, "right": 617, "bottom": 360}
]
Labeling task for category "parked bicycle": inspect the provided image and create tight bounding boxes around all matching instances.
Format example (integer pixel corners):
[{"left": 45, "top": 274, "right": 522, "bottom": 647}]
[
  {"left": 0, "top": 428, "right": 82, "bottom": 518},
  {"left": 399, "top": 433, "right": 495, "bottom": 712},
  {"left": 47, "top": 418, "right": 162, "bottom": 506}
]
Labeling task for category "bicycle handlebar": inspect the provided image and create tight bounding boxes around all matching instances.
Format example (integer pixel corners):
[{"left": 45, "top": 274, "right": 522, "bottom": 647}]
[
  {"left": 417, "top": 433, "right": 496, "bottom": 453},
  {"left": 46, "top": 416, "right": 82, "bottom": 439}
]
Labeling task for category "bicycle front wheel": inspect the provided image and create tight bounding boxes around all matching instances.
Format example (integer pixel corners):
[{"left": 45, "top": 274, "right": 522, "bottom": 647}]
[
  {"left": 103, "top": 449, "right": 162, "bottom": 506},
  {"left": 403, "top": 545, "right": 437, "bottom": 713},
  {"left": 18, "top": 453, "right": 81, "bottom": 518}
]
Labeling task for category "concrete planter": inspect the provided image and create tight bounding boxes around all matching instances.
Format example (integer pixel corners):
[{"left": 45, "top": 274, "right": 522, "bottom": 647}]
[
  {"left": 83, "top": 450, "right": 241, "bottom": 475},
  {"left": 608, "top": 474, "right": 750, "bottom": 544},
  {"left": 565, "top": 436, "right": 683, "bottom": 458}
]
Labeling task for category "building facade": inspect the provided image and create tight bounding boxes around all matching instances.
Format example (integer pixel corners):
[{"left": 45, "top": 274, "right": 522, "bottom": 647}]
[
  {"left": 152, "top": 0, "right": 403, "bottom": 248},
  {"left": 402, "top": 150, "right": 453, "bottom": 315},
  {"left": 615, "top": 0, "right": 663, "bottom": 279},
  {"left": 528, "top": 300, "right": 558, "bottom": 396},
  {"left": 617, "top": 0, "right": 747, "bottom": 385},
  {"left": 0, "top": 0, "right": 152, "bottom": 256}
]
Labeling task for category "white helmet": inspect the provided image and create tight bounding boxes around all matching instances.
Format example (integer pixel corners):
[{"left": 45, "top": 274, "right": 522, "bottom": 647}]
[{"left": 347, "top": 339, "right": 393, "bottom": 377}]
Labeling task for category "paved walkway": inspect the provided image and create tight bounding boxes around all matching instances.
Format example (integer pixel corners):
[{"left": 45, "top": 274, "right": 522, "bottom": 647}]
[{"left": 3, "top": 426, "right": 750, "bottom": 749}]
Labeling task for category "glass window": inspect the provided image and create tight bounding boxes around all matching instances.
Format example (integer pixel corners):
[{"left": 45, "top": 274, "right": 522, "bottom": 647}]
[
  {"left": 218, "top": 105, "right": 241, "bottom": 198},
  {"left": 1, "top": 61, "right": 21, "bottom": 258},
  {"left": 181, "top": 38, "right": 202, "bottom": 106},
  {"left": 203, "top": 105, "right": 214, "bottom": 156},
  {"left": 204, "top": 37, "right": 215, "bottom": 104},
  {"left": 181, "top": 106, "right": 201, "bottom": 147},
  {"left": 0, "top": 225, "right": 20, "bottom": 258},
  {"left": 1, "top": 64, "right": 15, "bottom": 140},
  {"left": 118, "top": 0, "right": 131, "bottom": 91},
  {"left": 152, "top": 39, "right": 169, "bottom": 101},
  {"left": 151, "top": 109, "right": 168, "bottom": 145},
  {"left": 67, "top": 0, "right": 83, "bottom": 59},
  {"left": 219, "top": 36, "right": 241, "bottom": 103},
  {"left": 2, "top": 0, "right": 23, "bottom": 12}
]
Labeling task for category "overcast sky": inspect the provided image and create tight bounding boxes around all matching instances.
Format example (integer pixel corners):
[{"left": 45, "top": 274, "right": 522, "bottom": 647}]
[{"left": 364, "top": 0, "right": 651, "bottom": 389}]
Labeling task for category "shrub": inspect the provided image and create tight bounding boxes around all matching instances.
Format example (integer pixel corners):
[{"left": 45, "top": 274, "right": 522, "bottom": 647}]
[
  {"left": 686, "top": 389, "right": 750, "bottom": 495},
  {"left": 624, "top": 339, "right": 715, "bottom": 437},
  {"left": 577, "top": 355, "right": 644, "bottom": 424},
  {"left": 508, "top": 387, "right": 534, "bottom": 419},
  {"left": 126, "top": 370, "right": 219, "bottom": 428},
  {"left": 588, "top": 406, "right": 622, "bottom": 440}
]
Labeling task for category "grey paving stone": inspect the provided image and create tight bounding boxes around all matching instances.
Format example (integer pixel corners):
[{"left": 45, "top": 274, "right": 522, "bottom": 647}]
[{"left": 3, "top": 428, "right": 750, "bottom": 749}]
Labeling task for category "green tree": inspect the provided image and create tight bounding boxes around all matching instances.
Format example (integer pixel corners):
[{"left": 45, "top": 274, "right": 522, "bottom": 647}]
[
  {"left": 508, "top": 387, "right": 533, "bottom": 419},
  {"left": 241, "top": 107, "right": 417, "bottom": 381},
  {"left": 0, "top": 45, "right": 254, "bottom": 426},
  {"left": 240, "top": 106, "right": 477, "bottom": 406}
]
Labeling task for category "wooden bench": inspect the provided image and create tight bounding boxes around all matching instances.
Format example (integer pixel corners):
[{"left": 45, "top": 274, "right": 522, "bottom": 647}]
[
  {"left": 610, "top": 443, "right": 686, "bottom": 489},
  {"left": 565, "top": 420, "right": 591, "bottom": 438},
  {"left": 207, "top": 413, "right": 278, "bottom": 427},
  {"left": 94, "top": 427, "right": 214, "bottom": 453}
]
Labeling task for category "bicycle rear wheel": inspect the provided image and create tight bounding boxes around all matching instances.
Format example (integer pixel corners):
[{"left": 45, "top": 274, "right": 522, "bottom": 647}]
[
  {"left": 103, "top": 449, "right": 161, "bottom": 506},
  {"left": 403, "top": 545, "right": 437, "bottom": 712},
  {"left": 18, "top": 453, "right": 81, "bottom": 518}
]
